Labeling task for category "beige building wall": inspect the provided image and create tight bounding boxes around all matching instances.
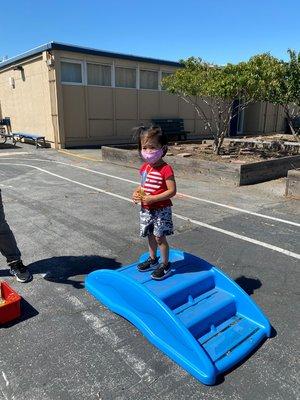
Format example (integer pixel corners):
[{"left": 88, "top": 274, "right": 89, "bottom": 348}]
[
  {"left": 244, "top": 102, "right": 286, "bottom": 135},
  {"left": 56, "top": 49, "right": 287, "bottom": 147},
  {"left": 0, "top": 47, "right": 288, "bottom": 149},
  {"left": 54, "top": 49, "right": 201, "bottom": 147},
  {"left": 0, "top": 55, "right": 55, "bottom": 143}
]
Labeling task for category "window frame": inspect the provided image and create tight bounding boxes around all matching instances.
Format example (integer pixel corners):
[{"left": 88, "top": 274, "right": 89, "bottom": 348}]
[
  {"left": 60, "top": 58, "right": 85, "bottom": 86},
  {"left": 115, "top": 65, "right": 138, "bottom": 89},
  {"left": 86, "top": 62, "right": 113, "bottom": 88},
  {"left": 59, "top": 58, "right": 175, "bottom": 91},
  {"left": 139, "top": 68, "right": 159, "bottom": 91}
]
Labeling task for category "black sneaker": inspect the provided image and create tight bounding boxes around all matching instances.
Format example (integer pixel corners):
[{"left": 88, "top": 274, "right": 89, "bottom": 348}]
[
  {"left": 9, "top": 260, "right": 32, "bottom": 283},
  {"left": 151, "top": 262, "right": 172, "bottom": 281},
  {"left": 137, "top": 256, "right": 159, "bottom": 272}
]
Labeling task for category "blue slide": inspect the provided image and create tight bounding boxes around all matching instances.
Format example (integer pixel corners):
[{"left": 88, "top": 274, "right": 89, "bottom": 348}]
[{"left": 85, "top": 249, "right": 271, "bottom": 385}]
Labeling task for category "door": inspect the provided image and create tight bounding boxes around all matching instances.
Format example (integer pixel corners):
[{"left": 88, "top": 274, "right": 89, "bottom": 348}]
[{"left": 230, "top": 99, "right": 244, "bottom": 136}]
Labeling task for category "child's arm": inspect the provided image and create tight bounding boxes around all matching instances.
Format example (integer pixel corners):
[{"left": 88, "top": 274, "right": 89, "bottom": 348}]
[{"left": 143, "top": 177, "right": 176, "bottom": 205}]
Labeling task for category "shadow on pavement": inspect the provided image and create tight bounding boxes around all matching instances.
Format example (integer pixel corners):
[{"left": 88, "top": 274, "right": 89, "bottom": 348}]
[
  {"left": 1, "top": 298, "right": 39, "bottom": 329},
  {"left": 0, "top": 255, "right": 121, "bottom": 289},
  {"left": 31, "top": 255, "right": 121, "bottom": 288},
  {"left": 235, "top": 275, "right": 262, "bottom": 295},
  {"left": 0, "top": 143, "right": 22, "bottom": 149}
]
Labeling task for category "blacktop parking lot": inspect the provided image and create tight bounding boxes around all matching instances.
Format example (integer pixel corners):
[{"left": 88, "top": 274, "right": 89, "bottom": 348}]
[{"left": 0, "top": 143, "right": 299, "bottom": 400}]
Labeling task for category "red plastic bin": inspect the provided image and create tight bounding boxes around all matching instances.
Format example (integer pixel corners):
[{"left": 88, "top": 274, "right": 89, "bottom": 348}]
[{"left": 0, "top": 281, "right": 21, "bottom": 324}]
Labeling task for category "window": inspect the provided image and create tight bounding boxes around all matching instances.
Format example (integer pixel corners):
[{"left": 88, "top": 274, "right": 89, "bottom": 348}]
[
  {"left": 115, "top": 67, "right": 136, "bottom": 88},
  {"left": 61, "top": 61, "right": 82, "bottom": 84},
  {"left": 161, "top": 71, "right": 173, "bottom": 90},
  {"left": 140, "top": 70, "right": 158, "bottom": 90},
  {"left": 87, "top": 63, "right": 111, "bottom": 86}
]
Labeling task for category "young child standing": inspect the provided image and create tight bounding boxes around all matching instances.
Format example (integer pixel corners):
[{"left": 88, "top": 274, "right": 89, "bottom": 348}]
[{"left": 132, "top": 126, "right": 176, "bottom": 280}]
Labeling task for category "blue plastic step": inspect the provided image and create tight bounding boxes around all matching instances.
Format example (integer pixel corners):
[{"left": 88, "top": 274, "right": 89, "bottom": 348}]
[
  {"left": 175, "top": 288, "right": 236, "bottom": 338},
  {"left": 85, "top": 249, "right": 271, "bottom": 385},
  {"left": 199, "top": 315, "right": 264, "bottom": 372},
  {"left": 119, "top": 259, "right": 211, "bottom": 288},
  {"left": 144, "top": 269, "right": 215, "bottom": 309}
]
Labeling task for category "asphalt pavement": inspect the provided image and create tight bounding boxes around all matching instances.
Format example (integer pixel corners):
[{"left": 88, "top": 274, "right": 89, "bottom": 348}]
[{"left": 0, "top": 144, "right": 299, "bottom": 400}]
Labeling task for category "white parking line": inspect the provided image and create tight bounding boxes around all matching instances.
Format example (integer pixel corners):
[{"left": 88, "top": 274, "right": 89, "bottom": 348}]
[
  {"left": 172, "top": 212, "right": 300, "bottom": 260},
  {"left": 0, "top": 162, "right": 132, "bottom": 201},
  {"left": 1, "top": 162, "right": 299, "bottom": 260},
  {"left": 1, "top": 157, "right": 299, "bottom": 228},
  {"left": 0, "top": 152, "right": 30, "bottom": 157},
  {"left": 174, "top": 193, "right": 300, "bottom": 228},
  {"left": 1, "top": 372, "right": 9, "bottom": 387}
]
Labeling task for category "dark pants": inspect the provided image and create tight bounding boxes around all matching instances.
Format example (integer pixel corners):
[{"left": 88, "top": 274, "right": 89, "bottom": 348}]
[{"left": 0, "top": 190, "right": 21, "bottom": 264}]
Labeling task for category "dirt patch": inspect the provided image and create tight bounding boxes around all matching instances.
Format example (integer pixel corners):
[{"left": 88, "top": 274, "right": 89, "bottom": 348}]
[{"left": 167, "top": 135, "right": 299, "bottom": 164}]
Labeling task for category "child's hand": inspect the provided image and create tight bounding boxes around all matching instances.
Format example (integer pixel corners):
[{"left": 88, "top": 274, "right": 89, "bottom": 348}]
[
  {"left": 142, "top": 195, "right": 156, "bottom": 205},
  {"left": 132, "top": 190, "right": 142, "bottom": 204}
]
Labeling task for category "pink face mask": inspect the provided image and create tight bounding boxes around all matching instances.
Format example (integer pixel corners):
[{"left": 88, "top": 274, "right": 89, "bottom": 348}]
[{"left": 141, "top": 148, "right": 164, "bottom": 164}]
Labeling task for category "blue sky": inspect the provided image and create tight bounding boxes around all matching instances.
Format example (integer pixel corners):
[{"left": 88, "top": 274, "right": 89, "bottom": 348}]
[{"left": 1, "top": 0, "right": 299, "bottom": 64}]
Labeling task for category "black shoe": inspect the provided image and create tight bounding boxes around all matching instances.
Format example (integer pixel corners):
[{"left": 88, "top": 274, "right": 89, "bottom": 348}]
[
  {"left": 151, "top": 262, "right": 172, "bottom": 280},
  {"left": 9, "top": 260, "right": 32, "bottom": 283},
  {"left": 138, "top": 256, "right": 159, "bottom": 272}
]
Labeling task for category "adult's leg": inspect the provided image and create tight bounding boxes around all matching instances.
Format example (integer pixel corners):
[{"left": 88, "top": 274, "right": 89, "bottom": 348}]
[{"left": 0, "top": 190, "right": 21, "bottom": 264}]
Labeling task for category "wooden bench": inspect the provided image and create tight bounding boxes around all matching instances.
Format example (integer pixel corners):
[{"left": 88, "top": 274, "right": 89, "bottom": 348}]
[
  {"left": 0, "top": 118, "right": 14, "bottom": 144},
  {"left": 13, "top": 133, "right": 46, "bottom": 148},
  {"left": 0, "top": 118, "right": 46, "bottom": 148},
  {"left": 0, "top": 118, "right": 12, "bottom": 134},
  {"left": 0, "top": 131, "right": 14, "bottom": 145},
  {"left": 151, "top": 118, "right": 189, "bottom": 141}
]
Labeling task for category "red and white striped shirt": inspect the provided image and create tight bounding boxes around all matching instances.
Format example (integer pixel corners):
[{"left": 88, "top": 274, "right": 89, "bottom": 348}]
[{"left": 140, "top": 162, "right": 174, "bottom": 209}]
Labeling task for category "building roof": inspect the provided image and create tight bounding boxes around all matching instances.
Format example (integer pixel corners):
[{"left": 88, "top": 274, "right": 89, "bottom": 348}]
[{"left": 0, "top": 42, "right": 181, "bottom": 70}]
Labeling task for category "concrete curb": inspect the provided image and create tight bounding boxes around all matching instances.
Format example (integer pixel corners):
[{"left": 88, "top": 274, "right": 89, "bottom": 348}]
[
  {"left": 240, "top": 155, "right": 300, "bottom": 185},
  {"left": 102, "top": 146, "right": 240, "bottom": 185},
  {"left": 101, "top": 146, "right": 300, "bottom": 186},
  {"left": 285, "top": 169, "right": 300, "bottom": 198}
]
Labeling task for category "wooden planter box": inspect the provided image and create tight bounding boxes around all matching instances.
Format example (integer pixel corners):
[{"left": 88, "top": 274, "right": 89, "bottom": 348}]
[{"left": 101, "top": 145, "right": 300, "bottom": 186}]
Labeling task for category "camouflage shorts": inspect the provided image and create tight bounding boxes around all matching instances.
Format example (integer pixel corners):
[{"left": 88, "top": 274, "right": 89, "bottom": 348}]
[{"left": 140, "top": 206, "right": 174, "bottom": 238}]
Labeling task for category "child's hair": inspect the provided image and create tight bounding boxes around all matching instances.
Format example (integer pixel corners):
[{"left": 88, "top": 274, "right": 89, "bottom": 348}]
[{"left": 133, "top": 125, "right": 168, "bottom": 157}]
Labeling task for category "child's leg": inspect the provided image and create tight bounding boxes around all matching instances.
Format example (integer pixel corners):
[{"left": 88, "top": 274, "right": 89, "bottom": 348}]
[
  {"left": 148, "top": 233, "right": 158, "bottom": 260},
  {"left": 152, "top": 207, "right": 173, "bottom": 268},
  {"left": 151, "top": 235, "right": 171, "bottom": 279},
  {"left": 155, "top": 236, "right": 169, "bottom": 265}
]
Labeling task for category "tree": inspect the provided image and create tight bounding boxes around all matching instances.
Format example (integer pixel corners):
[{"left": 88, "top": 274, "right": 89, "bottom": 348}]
[
  {"left": 262, "top": 50, "right": 300, "bottom": 141},
  {"left": 162, "top": 54, "right": 285, "bottom": 153}
]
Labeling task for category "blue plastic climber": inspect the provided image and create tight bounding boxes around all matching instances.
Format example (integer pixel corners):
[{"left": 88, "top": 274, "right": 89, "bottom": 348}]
[{"left": 85, "top": 249, "right": 271, "bottom": 385}]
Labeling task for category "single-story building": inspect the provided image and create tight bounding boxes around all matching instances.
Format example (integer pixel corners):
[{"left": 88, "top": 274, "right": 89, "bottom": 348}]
[{"left": 0, "top": 42, "right": 287, "bottom": 149}]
